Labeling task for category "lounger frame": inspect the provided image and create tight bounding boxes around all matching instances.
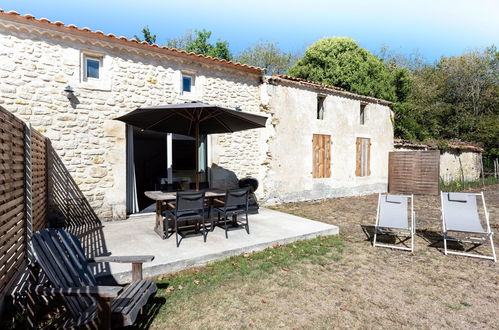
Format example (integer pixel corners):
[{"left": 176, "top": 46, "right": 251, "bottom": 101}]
[
  {"left": 373, "top": 194, "right": 415, "bottom": 252},
  {"left": 441, "top": 192, "right": 496, "bottom": 262}
]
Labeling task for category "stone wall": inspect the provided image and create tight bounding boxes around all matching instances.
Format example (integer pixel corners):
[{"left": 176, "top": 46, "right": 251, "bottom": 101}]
[
  {"left": 440, "top": 151, "right": 482, "bottom": 184},
  {"left": 261, "top": 80, "right": 394, "bottom": 204},
  {"left": 394, "top": 147, "right": 482, "bottom": 184},
  {"left": 0, "top": 21, "right": 264, "bottom": 220}
]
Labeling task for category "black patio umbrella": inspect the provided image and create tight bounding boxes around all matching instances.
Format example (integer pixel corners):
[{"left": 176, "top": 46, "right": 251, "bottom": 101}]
[{"left": 115, "top": 101, "right": 267, "bottom": 190}]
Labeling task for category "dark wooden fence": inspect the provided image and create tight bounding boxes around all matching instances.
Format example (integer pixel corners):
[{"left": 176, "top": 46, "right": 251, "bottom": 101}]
[
  {"left": 0, "top": 106, "right": 47, "bottom": 302},
  {"left": 0, "top": 106, "right": 109, "bottom": 320},
  {"left": 0, "top": 108, "right": 27, "bottom": 297},
  {"left": 388, "top": 150, "right": 440, "bottom": 195},
  {"left": 31, "top": 130, "right": 47, "bottom": 233}
]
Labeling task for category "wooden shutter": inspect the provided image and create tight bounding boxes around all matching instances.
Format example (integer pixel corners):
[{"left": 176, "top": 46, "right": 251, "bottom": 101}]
[
  {"left": 313, "top": 134, "right": 331, "bottom": 178},
  {"left": 313, "top": 135, "right": 319, "bottom": 178},
  {"left": 324, "top": 135, "right": 331, "bottom": 177},
  {"left": 367, "top": 139, "right": 371, "bottom": 176},
  {"left": 355, "top": 138, "right": 361, "bottom": 176},
  {"left": 356, "top": 138, "right": 371, "bottom": 177}
]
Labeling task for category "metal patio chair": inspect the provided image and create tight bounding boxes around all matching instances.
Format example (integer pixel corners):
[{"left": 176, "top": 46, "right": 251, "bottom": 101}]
[
  {"left": 213, "top": 187, "right": 250, "bottom": 238},
  {"left": 441, "top": 192, "right": 496, "bottom": 262},
  {"left": 373, "top": 194, "right": 415, "bottom": 252},
  {"left": 164, "top": 191, "right": 207, "bottom": 247}
]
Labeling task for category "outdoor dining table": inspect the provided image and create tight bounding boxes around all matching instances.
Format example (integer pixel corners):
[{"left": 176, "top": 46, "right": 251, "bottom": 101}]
[{"left": 144, "top": 189, "right": 226, "bottom": 239}]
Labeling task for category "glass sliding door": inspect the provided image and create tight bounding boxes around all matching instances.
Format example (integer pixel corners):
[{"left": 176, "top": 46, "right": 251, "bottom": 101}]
[
  {"left": 127, "top": 127, "right": 168, "bottom": 213},
  {"left": 171, "top": 134, "right": 208, "bottom": 190},
  {"left": 126, "top": 129, "right": 208, "bottom": 214}
]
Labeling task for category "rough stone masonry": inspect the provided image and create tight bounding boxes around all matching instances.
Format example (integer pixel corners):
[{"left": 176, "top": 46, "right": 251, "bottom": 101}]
[{"left": 0, "top": 12, "right": 395, "bottom": 221}]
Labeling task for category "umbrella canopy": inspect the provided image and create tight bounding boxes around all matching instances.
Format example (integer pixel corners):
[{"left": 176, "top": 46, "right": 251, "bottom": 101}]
[
  {"left": 115, "top": 101, "right": 267, "bottom": 190},
  {"left": 114, "top": 101, "right": 267, "bottom": 136}
]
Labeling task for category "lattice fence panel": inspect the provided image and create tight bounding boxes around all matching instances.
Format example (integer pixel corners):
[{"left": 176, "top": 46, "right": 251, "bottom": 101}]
[
  {"left": 31, "top": 129, "right": 47, "bottom": 232},
  {"left": 0, "top": 107, "right": 26, "bottom": 295}
]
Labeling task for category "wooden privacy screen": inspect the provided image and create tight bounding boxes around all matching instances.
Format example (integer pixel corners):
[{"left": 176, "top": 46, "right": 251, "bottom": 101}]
[
  {"left": 312, "top": 134, "right": 331, "bottom": 178},
  {"left": 0, "top": 105, "right": 48, "bottom": 298},
  {"left": 0, "top": 108, "right": 26, "bottom": 295},
  {"left": 388, "top": 150, "right": 440, "bottom": 195},
  {"left": 31, "top": 129, "right": 47, "bottom": 232}
]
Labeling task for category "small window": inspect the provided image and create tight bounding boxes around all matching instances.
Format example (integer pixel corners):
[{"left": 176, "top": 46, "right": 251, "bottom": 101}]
[
  {"left": 317, "top": 95, "right": 325, "bottom": 120},
  {"left": 360, "top": 103, "right": 367, "bottom": 125},
  {"left": 356, "top": 137, "right": 371, "bottom": 177},
  {"left": 312, "top": 134, "right": 331, "bottom": 178},
  {"left": 84, "top": 56, "right": 101, "bottom": 80},
  {"left": 182, "top": 75, "right": 194, "bottom": 93}
]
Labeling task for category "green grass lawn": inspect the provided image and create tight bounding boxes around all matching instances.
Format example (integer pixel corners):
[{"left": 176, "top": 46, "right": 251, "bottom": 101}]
[{"left": 142, "top": 235, "right": 343, "bottom": 327}]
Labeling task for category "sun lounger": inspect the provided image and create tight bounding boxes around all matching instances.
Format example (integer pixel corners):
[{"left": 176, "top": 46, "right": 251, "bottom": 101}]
[
  {"left": 373, "top": 194, "right": 415, "bottom": 252},
  {"left": 441, "top": 192, "right": 496, "bottom": 261}
]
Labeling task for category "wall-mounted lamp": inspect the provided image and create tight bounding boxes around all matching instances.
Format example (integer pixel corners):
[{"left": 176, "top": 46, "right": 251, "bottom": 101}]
[{"left": 64, "top": 85, "right": 74, "bottom": 99}]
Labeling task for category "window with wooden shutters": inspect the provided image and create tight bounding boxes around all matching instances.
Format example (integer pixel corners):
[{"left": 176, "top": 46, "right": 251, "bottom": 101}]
[
  {"left": 356, "top": 137, "right": 371, "bottom": 177},
  {"left": 312, "top": 134, "right": 331, "bottom": 178}
]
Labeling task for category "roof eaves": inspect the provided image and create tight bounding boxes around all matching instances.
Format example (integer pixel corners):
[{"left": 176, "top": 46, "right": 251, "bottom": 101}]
[
  {"left": 267, "top": 75, "right": 392, "bottom": 105},
  {"left": 0, "top": 9, "right": 266, "bottom": 75},
  {"left": 394, "top": 139, "right": 484, "bottom": 153}
]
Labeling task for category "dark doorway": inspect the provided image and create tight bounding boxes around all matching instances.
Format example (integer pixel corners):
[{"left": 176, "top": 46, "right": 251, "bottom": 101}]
[
  {"left": 127, "top": 129, "right": 208, "bottom": 214},
  {"left": 133, "top": 128, "right": 168, "bottom": 211},
  {"left": 172, "top": 134, "right": 207, "bottom": 187}
]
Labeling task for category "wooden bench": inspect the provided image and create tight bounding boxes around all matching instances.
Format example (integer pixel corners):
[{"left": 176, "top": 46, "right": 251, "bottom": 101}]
[{"left": 30, "top": 228, "right": 157, "bottom": 329}]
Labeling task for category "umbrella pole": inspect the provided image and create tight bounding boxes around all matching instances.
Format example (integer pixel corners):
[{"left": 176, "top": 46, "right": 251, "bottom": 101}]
[{"left": 195, "top": 122, "right": 199, "bottom": 191}]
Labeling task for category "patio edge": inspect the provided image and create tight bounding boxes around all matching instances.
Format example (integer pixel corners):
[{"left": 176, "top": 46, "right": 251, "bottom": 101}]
[{"left": 98, "top": 225, "right": 339, "bottom": 284}]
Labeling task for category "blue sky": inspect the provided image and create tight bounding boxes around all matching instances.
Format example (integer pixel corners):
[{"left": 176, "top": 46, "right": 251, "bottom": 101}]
[{"left": 1, "top": 0, "right": 498, "bottom": 62}]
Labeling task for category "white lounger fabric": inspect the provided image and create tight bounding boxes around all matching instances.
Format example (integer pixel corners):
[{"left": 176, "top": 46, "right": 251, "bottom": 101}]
[
  {"left": 440, "top": 191, "right": 496, "bottom": 262},
  {"left": 442, "top": 192, "right": 485, "bottom": 234},
  {"left": 373, "top": 194, "right": 414, "bottom": 252},
  {"left": 378, "top": 195, "right": 409, "bottom": 230}
]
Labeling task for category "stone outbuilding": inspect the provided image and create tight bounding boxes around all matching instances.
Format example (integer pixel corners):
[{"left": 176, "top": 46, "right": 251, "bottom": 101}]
[
  {"left": 0, "top": 10, "right": 395, "bottom": 220},
  {"left": 394, "top": 139, "right": 484, "bottom": 184}
]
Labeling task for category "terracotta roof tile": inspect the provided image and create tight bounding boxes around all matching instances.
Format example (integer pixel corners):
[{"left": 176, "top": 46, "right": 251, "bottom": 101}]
[
  {"left": 276, "top": 74, "right": 346, "bottom": 91},
  {"left": 0, "top": 9, "right": 265, "bottom": 74},
  {"left": 269, "top": 75, "right": 392, "bottom": 105},
  {"left": 394, "top": 139, "right": 484, "bottom": 153}
]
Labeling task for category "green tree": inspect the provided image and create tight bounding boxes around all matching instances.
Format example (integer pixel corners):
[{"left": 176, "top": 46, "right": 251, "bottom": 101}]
[
  {"left": 237, "top": 41, "right": 298, "bottom": 74},
  {"left": 383, "top": 45, "right": 499, "bottom": 156},
  {"left": 287, "top": 37, "right": 397, "bottom": 101},
  {"left": 166, "top": 30, "right": 193, "bottom": 50},
  {"left": 134, "top": 26, "right": 157, "bottom": 45},
  {"left": 167, "top": 29, "right": 232, "bottom": 60}
]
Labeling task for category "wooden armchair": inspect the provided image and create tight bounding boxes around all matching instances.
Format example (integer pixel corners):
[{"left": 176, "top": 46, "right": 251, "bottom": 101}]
[{"left": 30, "top": 228, "right": 157, "bottom": 329}]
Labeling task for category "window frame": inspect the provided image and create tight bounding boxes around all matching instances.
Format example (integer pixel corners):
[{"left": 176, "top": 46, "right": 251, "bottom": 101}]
[
  {"left": 312, "top": 134, "right": 332, "bottom": 178},
  {"left": 317, "top": 95, "right": 326, "bottom": 120},
  {"left": 181, "top": 73, "right": 195, "bottom": 94},
  {"left": 360, "top": 103, "right": 367, "bottom": 125},
  {"left": 83, "top": 54, "right": 103, "bottom": 81}
]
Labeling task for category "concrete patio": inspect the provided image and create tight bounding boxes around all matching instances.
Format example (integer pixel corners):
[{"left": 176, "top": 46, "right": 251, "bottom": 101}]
[{"left": 97, "top": 208, "right": 339, "bottom": 283}]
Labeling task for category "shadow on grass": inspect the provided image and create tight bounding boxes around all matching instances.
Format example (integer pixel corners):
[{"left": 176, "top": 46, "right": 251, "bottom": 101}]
[
  {"left": 360, "top": 225, "right": 375, "bottom": 241},
  {"left": 417, "top": 229, "right": 444, "bottom": 249},
  {"left": 360, "top": 224, "right": 412, "bottom": 249},
  {"left": 418, "top": 229, "right": 488, "bottom": 255},
  {"left": 127, "top": 296, "right": 167, "bottom": 330}
]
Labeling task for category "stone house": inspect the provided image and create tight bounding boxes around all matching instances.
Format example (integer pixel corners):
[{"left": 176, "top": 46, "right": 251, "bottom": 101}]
[
  {"left": 0, "top": 10, "right": 394, "bottom": 220},
  {"left": 261, "top": 76, "right": 393, "bottom": 203}
]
